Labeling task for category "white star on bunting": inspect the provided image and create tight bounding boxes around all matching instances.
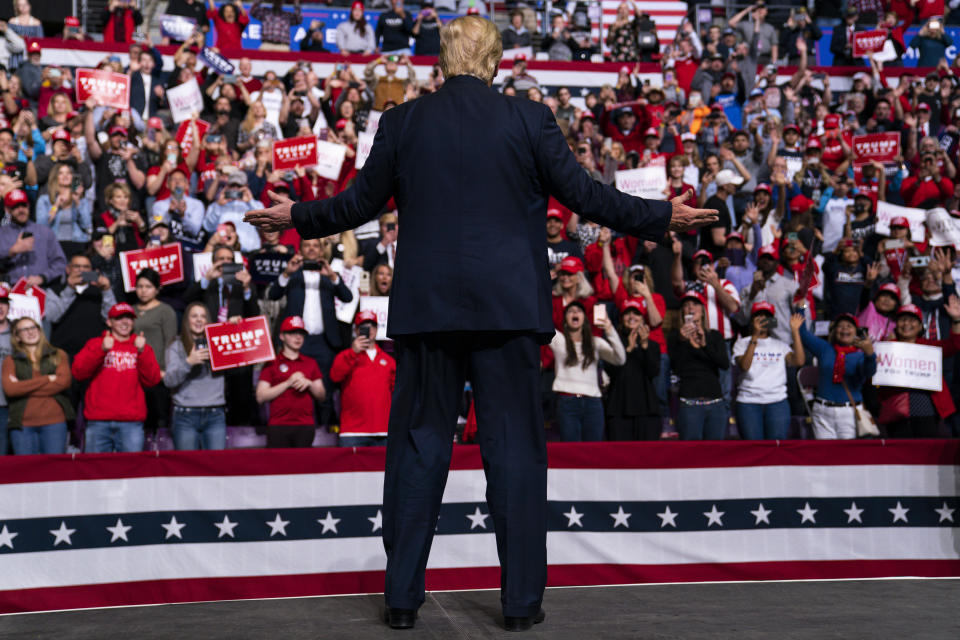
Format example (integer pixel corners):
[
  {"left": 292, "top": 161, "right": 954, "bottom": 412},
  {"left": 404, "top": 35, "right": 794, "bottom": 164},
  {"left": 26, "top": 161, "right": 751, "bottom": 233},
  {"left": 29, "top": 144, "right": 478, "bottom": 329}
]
[
  {"left": 888, "top": 501, "right": 909, "bottom": 523},
  {"left": 609, "top": 506, "right": 631, "bottom": 529},
  {"left": 50, "top": 521, "right": 76, "bottom": 546},
  {"left": 750, "top": 503, "right": 772, "bottom": 525},
  {"left": 317, "top": 511, "right": 341, "bottom": 534},
  {"left": 703, "top": 504, "right": 725, "bottom": 527},
  {"left": 844, "top": 502, "right": 864, "bottom": 524},
  {"left": 368, "top": 510, "right": 383, "bottom": 532},
  {"left": 797, "top": 502, "right": 818, "bottom": 524},
  {"left": 162, "top": 516, "right": 186, "bottom": 540},
  {"left": 214, "top": 515, "right": 238, "bottom": 538},
  {"left": 266, "top": 513, "right": 290, "bottom": 537},
  {"left": 563, "top": 506, "right": 584, "bottom": 528},
  {"left": 934, "top": 502, "right": 955, "bottom": 523},
  {"left": 0, "top": 524, "right": 17, "bottom": 549},
  {"left": 657, "top": 506, "right": 678, "bottom": 528},
  {"left": 106, "top": 518, "right": 132, "bottom": 542},
  {"left": 466, "top": 507, "right": 489, "bottom": 530}
]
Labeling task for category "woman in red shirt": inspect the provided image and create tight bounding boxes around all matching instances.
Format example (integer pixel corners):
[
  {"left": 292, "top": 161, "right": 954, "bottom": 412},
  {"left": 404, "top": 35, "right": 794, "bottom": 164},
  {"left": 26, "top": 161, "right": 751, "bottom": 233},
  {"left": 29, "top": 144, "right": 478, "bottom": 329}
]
[{"left": 207, "top": 0, "right": 250, "bottom": 51}]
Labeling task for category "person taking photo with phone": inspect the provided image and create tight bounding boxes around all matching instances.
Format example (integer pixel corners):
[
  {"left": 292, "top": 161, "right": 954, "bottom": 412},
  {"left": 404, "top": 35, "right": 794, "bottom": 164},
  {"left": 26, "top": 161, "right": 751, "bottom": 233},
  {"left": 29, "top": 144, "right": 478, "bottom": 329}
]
[
  {"left": 330, "top": 310, "right": 396, "bottom": 446},
  {"left": 164, "top": 301, "right": 227, "bottom": 450},
  {"left": 46, "top": 253, "right": 117, "bottom": 359},
  {"left": 733, "top": 303, "right": 805, "bottom": 440}
]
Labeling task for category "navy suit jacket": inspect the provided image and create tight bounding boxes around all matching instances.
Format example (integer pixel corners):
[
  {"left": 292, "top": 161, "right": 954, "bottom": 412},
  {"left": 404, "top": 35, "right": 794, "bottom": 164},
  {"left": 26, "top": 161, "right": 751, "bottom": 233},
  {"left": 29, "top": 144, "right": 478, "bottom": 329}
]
[
  {"left": 290, "top": 74, "right": 672, "bottom": 339},
  {"left": 130, "top": 71, "right": 163, "bottom": 118},
  {"left": 268, "top": 270, "right": 353, "bottom": 349}
]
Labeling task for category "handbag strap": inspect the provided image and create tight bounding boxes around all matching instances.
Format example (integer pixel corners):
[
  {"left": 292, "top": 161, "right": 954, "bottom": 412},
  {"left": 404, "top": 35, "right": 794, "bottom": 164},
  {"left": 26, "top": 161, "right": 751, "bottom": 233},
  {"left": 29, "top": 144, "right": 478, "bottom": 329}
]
[{"left": 839, "top": 378, "right": 857, "bottom": 408}]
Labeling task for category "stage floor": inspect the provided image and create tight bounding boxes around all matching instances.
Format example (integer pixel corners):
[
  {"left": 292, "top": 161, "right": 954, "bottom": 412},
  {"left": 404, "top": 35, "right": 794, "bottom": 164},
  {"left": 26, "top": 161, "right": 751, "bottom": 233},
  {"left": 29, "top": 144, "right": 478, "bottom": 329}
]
[{"left": 2, "top": 579, "right": 958, "bottom": 639}]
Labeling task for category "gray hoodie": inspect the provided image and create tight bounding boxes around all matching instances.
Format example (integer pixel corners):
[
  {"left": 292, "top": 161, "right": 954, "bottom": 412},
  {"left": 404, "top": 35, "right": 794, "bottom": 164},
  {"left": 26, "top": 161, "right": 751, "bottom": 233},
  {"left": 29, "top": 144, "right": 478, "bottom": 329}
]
[{"left": 164, "top": 339, "right": 225, "bottom": 408}]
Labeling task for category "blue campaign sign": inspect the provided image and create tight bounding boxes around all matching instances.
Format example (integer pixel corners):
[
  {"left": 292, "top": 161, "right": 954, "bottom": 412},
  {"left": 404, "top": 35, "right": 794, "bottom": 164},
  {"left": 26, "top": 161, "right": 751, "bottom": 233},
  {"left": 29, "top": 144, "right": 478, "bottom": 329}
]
[
  {"left": 815, "top": 26, "right": 960, "bottom": 67},
  {"left": 205, "top": 4, "right": 455, "bottom": 53}
]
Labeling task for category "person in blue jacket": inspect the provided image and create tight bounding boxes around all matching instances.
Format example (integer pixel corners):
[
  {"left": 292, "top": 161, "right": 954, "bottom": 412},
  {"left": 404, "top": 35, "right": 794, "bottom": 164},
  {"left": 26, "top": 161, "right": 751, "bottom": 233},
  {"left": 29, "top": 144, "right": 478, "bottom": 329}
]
[{"left": 800, "top": 311, "right": 876, "bottom": 439}]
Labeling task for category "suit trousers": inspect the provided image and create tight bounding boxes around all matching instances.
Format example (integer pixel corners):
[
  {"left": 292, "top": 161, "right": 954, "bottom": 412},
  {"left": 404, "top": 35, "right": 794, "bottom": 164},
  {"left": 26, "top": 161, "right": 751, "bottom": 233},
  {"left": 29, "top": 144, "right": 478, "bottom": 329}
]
[{"left": 382, "top": 331, "right": 547, "bottom": 618}]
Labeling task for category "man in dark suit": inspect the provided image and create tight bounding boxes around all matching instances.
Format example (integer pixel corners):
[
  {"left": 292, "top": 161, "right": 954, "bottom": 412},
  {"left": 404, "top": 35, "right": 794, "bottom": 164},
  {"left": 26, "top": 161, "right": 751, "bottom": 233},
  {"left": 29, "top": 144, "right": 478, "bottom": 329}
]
[
  {"left": 129, "top": 47, "right": 165, "bottom": 120},
  {"left": 268, "top": 237, "right": 353, "bottom": 377},
  {"left": 246, "top": 15, "right": 716, "bottom": 632}
]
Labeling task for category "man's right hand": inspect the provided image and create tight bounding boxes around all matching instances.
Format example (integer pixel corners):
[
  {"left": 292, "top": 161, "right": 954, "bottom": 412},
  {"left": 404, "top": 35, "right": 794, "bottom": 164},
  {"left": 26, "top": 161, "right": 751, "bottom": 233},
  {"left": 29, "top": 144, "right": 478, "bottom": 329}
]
[
  {"left": 66, "top": 270, "right": 84, "bottom": 287},
  {"left": 351, "top": 335, "right": 372, "bottom": 353},
  {"left": 102, "top": 335, "right": 115, "bottom": 351},
  {"left": 9, "top": 233, "right": 34, "bottom": 255},
  {"left": 669, "top": 194, "right": 718, "bottom": 232},
  {"left": 284, "top": 253, "right": 304, "bottom": 276}
]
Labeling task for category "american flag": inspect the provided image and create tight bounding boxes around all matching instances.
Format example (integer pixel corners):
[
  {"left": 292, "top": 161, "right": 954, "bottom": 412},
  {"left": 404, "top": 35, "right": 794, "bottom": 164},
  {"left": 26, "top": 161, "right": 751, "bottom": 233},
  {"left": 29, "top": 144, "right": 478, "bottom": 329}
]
[{"left": 0, "top": 441, "right": 957, "bottom": 614}]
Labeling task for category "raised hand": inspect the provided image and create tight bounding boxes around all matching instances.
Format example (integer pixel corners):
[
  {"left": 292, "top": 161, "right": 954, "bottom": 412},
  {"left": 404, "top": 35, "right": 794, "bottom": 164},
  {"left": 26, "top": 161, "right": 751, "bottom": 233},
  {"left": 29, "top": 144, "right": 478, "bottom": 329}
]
[
  {"left": 134, "top": 332, "right": 147, "bottom": 352},
  {"left": 102, "top": 334, "right": 115, "bottom": 351}
]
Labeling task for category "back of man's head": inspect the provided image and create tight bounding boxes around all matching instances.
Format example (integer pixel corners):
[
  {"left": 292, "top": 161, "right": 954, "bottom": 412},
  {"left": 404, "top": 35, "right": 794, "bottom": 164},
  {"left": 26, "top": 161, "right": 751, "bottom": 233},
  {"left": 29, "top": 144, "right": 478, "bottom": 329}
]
[{"left": 439, "top": 16, "right": 502, "bottom": 86}]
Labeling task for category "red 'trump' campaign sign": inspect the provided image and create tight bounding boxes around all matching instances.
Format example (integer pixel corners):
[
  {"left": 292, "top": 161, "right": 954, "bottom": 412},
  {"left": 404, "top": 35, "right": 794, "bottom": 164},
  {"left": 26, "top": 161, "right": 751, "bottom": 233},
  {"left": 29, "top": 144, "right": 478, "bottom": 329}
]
[
  {"left": 272, "top": 136, "right": 318, "bottom": 171},
  {"left": 852, "top": 30, "right": 887, "bottom": 57},
  {"left": 119, "top": 244, "right": 185, "bottom": 293},
  {"left": 852, "top": 132, "right": 900, "bottom": 164},
  {"left": 204, "top": 316, "right": 276, "bottom": 372},
  {"left": 75, "top": 69, "right": 131, "bottom": 110}
]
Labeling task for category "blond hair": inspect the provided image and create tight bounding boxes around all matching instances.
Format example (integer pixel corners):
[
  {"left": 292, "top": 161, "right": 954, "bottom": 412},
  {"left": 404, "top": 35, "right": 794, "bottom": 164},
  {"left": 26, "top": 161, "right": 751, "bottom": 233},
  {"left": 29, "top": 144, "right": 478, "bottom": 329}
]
[{"left": 439, "top": 16, "right": 503, "bottom": 85}]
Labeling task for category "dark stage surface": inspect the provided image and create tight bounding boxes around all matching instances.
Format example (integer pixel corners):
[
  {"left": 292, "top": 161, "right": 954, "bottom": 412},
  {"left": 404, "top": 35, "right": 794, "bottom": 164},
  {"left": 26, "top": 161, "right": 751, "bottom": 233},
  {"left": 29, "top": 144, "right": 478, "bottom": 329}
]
[{"left": 2, "top": 579, "right": 958, "bottom": 639}]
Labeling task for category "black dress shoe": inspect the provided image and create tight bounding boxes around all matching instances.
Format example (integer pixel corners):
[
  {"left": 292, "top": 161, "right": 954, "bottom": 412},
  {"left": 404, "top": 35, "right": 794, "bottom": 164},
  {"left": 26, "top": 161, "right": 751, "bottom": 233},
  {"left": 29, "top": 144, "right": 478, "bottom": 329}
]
[
  {"left": 383, "top": 607, "right": 417, "bottom": 629},
  {"left": 504, "top": 608, "right": 545, "bottom": 632}
]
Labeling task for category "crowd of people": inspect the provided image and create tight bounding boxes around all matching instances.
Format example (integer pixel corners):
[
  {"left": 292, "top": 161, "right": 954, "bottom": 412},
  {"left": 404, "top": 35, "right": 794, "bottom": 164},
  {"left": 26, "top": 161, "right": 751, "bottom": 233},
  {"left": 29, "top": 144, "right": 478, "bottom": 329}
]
[{"left": 0, "top": 0, "right": 957, "bottom": 456}]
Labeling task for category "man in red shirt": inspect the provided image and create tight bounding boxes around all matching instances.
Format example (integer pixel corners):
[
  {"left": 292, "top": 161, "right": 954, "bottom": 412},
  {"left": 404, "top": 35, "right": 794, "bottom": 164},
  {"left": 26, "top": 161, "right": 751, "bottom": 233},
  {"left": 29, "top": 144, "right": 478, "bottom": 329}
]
[
  {"left": 255, "top": 315, "right": 326, "bottom": 448},
  {"left": 72, "top": 303, "right": 163, "bottom": 453},
  {"left": 330, "top": 310, "right": 396, "bottom": 447}
]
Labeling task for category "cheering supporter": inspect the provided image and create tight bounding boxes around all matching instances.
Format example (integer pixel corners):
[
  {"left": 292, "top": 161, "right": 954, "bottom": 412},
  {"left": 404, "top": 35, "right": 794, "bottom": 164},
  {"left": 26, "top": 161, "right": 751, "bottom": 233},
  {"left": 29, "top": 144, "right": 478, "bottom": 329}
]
[
  {"left": 546, "top": 209, "right": 582, "bottom": 274},
  {"left": 550, "top": 302, "right": 625, "bottom": 442},
  {"left": 151, "top": 168, "right": 206, "bottom": 247},
  {"left": 0, "top": 188, "right": 66, "bottom": 287},
  {"left": 901, "top": 151, "right": 954, "bottom": 208},
  {"left": 733, "top": 305, "right": 805, "bottom": 440},
  {"left": 35, "top": 164, "right": 92, "bottom": 247},
  {"left": 102, "top": 0, "right": 142, "bottom": 44},
  {"left": 207, "top": 0, "right": 248, "bottom": 50},
  {"left": 412, "top": 0, "right": 441, "bottom": 56},
  {"left": 369, "top": 263, "right": 393, "bottom": 296},
  {"left": 202, "top": 172, "right": 262, "bottom": 251},
  {"left": 364, "top": 54, "right": 416, "bottom": 112},
  {"left": 0, "top": 285, "right": 9, "bottom": 454},
  {"left": 269, "top": 240, "right": 353, "bottom": 379},
  {"left": 97, "top": 183, "right": 147, "bottom": 253},
  {"left": 362, "top": 212, "right": 398, "bottom": 270},
  {"left": 668, "top": 292, "right": 730, "bottom": 440},
  {"left": 129, "top": 50, "right": 164, "bottom": 121},
  {"left": 822, "top": 239, "right": 869, "bottom": 318},
  {"left": 145, "top": 132, "right": 200, "bottom": 199},
  {"left": 72, "top": 303, "right": 163, "bottom": 453},
  {"left": 501, "top": 9, "right": 531, "bottom": 50},
  {"left": 876, "top": 300, "right": 960, "bottom": 437},
  {"left": 375, "top": 0, "right": 413, "bottom": 55},
  {"left": 914, "top": 249, "right": 958, "bottom": 340},
  {"left": 338, "top": 2, "right": 377, "bottom": 54},
  {"left": 800, "top": 313, "right": 876, "bottom": 440},
  {"left": 604, "top": 300, "right": 661, "bottom": 440},
  {"left": 858, "top": 281, "right": 909, "bottom": 342},
  {"left": 551, "top": 256, "right": 596, "bottom": 331},
  {"left": 329, "top": 311, "right": 395, "bottom": 446},
  {"left": 83, "top": 107, "right": 147, "bottom": 211},
  {"left": 256, "top": 316, "right": 326, "bottom": 448},
  {"left": 1, "top": 317, "right": 71, "bottom": 455},
  {"left": 164, "top": 302, "right": 227, "bottom": 450},
  {"left": 46, "top": 253, "right": 116, "bottom": 358},
  {"left": 32, "top": 129, "right": 91, "bottom": 193},
  {"left": 250, "top": 0, "right": 301, "bottom": 51},
  {"left": 671, "top": 245, "right": 741, "bottom": 341},
  {"left": 133, "top": 268, "right": 177, "bottom": 432}
]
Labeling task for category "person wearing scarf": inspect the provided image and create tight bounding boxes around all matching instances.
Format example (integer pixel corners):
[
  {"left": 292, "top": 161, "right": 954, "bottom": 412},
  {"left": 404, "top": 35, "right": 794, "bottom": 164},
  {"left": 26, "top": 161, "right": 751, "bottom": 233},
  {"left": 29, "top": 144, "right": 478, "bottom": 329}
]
[{"left": 799, "top": 311, "right": 876, "bottom": 439}]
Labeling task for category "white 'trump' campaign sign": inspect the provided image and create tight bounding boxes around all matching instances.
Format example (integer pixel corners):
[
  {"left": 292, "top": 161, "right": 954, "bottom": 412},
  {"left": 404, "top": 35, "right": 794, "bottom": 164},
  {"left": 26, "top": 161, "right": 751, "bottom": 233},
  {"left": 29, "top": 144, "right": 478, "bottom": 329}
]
[{"left": 872, "top": 341, "right": 942, "bottom": 392}]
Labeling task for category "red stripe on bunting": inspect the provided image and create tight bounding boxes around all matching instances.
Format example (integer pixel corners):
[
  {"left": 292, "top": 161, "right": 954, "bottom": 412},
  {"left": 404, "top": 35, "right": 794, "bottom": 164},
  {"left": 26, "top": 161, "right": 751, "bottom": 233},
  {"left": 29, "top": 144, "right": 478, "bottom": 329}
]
[
  {"left": 0, "top": 440, "right": 957, "bottom": 485},
  {"left": 3, "top": 560, "right": 958, "bottom": 615}
]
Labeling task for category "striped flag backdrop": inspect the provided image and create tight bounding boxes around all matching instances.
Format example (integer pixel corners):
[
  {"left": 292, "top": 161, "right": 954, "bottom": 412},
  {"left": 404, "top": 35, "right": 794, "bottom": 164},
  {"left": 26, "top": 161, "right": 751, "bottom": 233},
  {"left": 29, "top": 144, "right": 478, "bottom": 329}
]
[{"left": 0, "top": 441, "right": 958, "bottom": 614}]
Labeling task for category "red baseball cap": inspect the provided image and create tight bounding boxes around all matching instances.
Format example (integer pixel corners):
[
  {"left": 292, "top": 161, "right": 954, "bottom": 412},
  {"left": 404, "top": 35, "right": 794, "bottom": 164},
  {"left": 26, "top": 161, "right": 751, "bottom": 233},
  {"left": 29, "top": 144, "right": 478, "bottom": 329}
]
[
  {"left": 4, "top": 189, "right": 28, "bottom": 208},
  {"left": 751, "top": 301, "right": 776, "bottom": 316},
  {"left": 335, "top": 118, "right": 349, "bottom": 130},
  {"left": 758, "top": 244, "right": 778, "bottom": 259},
  {"left": 0, "top": 282, "right": 10, "bottom": 301},
  {"left": 620, "top": 299, "right": 645, "bottom": 315},
  {"left": 559, "top": 256, "right": 584, "bottom": 274},
  {"left": 147, "top": 116, "right": 164, "bottom": 129},
  {"left": 783, "top": 124, "right": 800, "bottom": 134},
  {"left": 546, "top": 209, "right": 563, "bottom": 221},
  {"left": 680, "top": 290, "right": 706, "bottom": 306},
  {"left": 354, "top": 309, "right": 378, "bottom": 326},
  {"left": 108, "top": 126, "right": 128, "bottom": 137},
  {"left": 351, "top": 0, "right": 364, "bottom": 9},
  {"left": 889, "top": 216, "right": 909, "bottom": 228},
  {"left": 805, "top": 137, "right": 822, "bottom": 150},
  {"left": 644, "top": 127, "right": 659, "bottom": 137},
  {"left": 692, "top": 249, "right": 713, "bottom": 262},
  {"left": 823, "top": 114, "right": 841, "bottom": 130},
  {"left": 280, "top": 315, "right": 308, "bottom": 333},
  {"left": 917, "top": 103, "right": 931, "bottom": 112},
  {"left": 64, "top": 16, "right": 80, "bottom": 27},
  {"left": 108, "top": 303, "right": 137, "bottom": 319},
  {"left": 514, "top": 53, "right": 527, "bottom": 62},
  {"left": 876, "top": 282, "right": 901, "bottom": 302},
  {"left": 790, "top": 194, "right": 815, "bottom": 213},
  {"left": 726, "top": 231, "right": 744, "bottom": 243},
  {"left": 710, "top": 103, "right": 724, "bottom": 111},
  {"left": 51, "top": 128, "right": 71, "bottom": 144},
  {"left": 754, "top": 183, "right": 772, "bottom": 194},
  {"left": 896, "top": 304, "right": 922, "bottom": 321},
  {"left": 27, "top": 41, "right": 40, "bottom": 53},
  {"left": 466, "top": 6, "right": 480, "bottom": 14},
  {"left": 833, "top": 312, "right": 859, "bottom": 328}
]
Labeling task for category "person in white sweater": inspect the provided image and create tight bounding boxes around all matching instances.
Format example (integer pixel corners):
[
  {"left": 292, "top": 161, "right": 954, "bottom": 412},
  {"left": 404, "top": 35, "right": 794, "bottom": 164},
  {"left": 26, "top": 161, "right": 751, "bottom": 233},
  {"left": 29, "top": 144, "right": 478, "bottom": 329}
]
[
  {"left": 550, "top": 300, "right": 625, "bottom": 441},
  {"left": 336, "top": 1, "right": 377, "bottom": 54}
]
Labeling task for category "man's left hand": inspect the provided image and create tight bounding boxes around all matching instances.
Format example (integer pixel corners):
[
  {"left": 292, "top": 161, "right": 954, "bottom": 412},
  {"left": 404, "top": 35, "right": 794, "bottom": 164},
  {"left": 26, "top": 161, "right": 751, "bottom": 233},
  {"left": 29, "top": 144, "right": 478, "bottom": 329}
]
[{"left": 244, "top": 190, "right": 294, "bottom": 232}]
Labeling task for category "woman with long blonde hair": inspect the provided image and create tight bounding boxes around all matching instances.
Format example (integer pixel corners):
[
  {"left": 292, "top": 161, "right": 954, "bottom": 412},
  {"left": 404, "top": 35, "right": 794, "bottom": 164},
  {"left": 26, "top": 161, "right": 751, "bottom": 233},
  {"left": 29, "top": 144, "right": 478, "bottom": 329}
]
[
  {"left": 237, "top": 101, "right": 278, "bottom": 154},
  {"left": 1, "top": 317, "right": 73, "bottom": 454}
]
